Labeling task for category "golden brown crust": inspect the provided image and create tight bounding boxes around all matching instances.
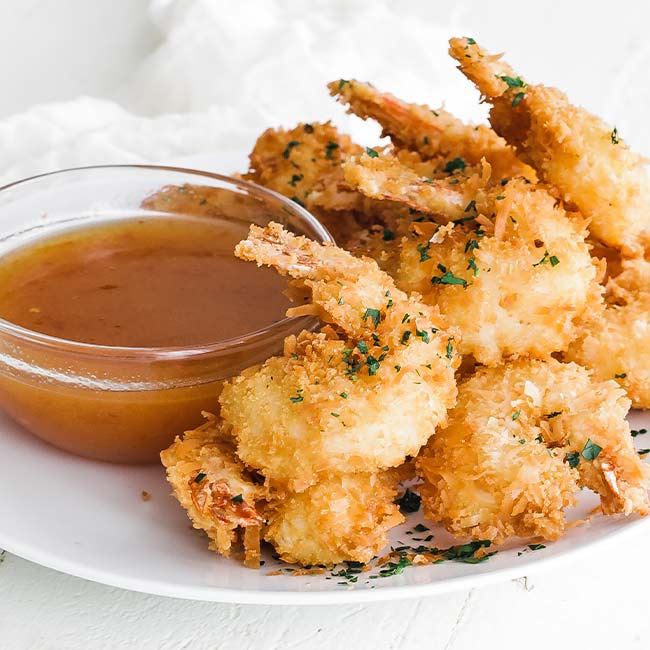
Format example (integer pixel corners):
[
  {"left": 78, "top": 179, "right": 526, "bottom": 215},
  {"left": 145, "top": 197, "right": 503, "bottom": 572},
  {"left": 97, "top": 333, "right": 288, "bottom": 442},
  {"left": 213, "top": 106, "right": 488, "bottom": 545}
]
[
  {"left": 160, "top": 414, "right": 267, "bottom": 567},
  {"left": 418, "top": 359, "right": 650, "bottom": 544},
  {"left": 449, "top": 37, "right": 650, "bottom": 254}
]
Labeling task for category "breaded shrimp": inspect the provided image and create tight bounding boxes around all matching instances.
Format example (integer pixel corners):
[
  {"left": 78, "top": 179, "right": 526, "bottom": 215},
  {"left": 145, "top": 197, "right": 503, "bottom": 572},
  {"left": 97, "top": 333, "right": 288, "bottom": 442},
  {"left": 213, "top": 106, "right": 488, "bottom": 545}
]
[
  {"left": 265, "top": 471, "right": 404, "bottom": 566},
  {"left": 244, "top": 122, "right": 365, "bottom": 243},
  {"left": 329, "top": 78, "right": 534, "bottom": 181},
  {"left": 346, "top": 152, "right": 602, "bottom": 364},
  {"left": 219, "top": 222, "right": 459, "bottom": 491},
  {"left": 160, "top": 414, "right": 267, "bottom": 567},
  {"left": 566, "top": 258, "right": 650, "bottom": 408},
  {"left": 418, "top": 359, "right": 650, "bottom": 544},
  {"left": 449, "top": 37, "right": 650, "bottom": 254}
]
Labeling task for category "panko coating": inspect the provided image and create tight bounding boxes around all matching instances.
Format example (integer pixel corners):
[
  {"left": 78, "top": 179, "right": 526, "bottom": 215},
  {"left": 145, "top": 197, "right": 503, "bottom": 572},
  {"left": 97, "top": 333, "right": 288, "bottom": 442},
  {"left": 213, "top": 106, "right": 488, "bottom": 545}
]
[
  {"left": 329, "top": 78, "right": 534, "bottom": 181},
  {"left": 244, "top": 121, "right": 366, "bottom": 243},
  {"left": 264, "top": 472, "right": 404, "bottom": 566},
  {"left": 219, "top": 222, "right": 459, "bottom": 492},
  {"left": 449, "top": 37, "right": 650, "bottom": 254},
  {"left": 418, "top": 359, "right": 650, "bottom": 544},
  {"left": 160, "top": 414, "right": 267, "bottom": 567},
  {"left": 566, "top": 258, "right": 650, "bottom": 408},
  {"left": 346, "top": 151, "right": 602, "bottom": 364}
]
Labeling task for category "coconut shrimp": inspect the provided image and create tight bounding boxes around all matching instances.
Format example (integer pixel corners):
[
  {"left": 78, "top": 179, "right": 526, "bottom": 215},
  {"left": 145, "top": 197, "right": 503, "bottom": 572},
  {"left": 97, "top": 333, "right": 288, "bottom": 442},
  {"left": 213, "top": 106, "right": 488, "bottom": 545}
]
[
  {"left": 329, "top": 78, "right": 534, "bottom": 181},
  {"left": 264, "top": 471, "right": 403, "bottom": 566},
  {"left": 418, "top": 359, "right": 650, "bottom": 544},
  {"left": 160, "top": 414, "right": 267, "bottom": 567},
  {"left": 345, "top": 151, "right": 602, "bottom": 364},
  {"left": 449, "top": 37, "right": 650, "bottom": 254},
  {"left": 567, "top": 257, "right": 650, "bottom": 408},
  {"left": 219, "top": 222, "right": 459, "bottom": 492},
  {"left": 244, "top": 121, "right": 368, "bottom": 243}
]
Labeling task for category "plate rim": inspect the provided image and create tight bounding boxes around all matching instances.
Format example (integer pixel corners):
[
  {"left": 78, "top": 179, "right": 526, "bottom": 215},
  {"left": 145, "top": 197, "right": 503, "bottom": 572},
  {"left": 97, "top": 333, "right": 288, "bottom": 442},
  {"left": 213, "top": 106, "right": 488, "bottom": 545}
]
[{"left": 1, "top": 511, "right": 647, "bottom": 605}]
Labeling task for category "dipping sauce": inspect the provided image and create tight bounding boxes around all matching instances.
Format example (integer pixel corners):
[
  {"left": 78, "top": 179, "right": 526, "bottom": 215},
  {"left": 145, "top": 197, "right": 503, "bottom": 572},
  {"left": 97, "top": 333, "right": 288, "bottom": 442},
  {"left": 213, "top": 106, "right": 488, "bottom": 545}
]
[
  {"left": 0, "top": 216, "right": 291, "bottom": 347},
  {"left": 0, "top": 213, "right": 298, "bottom": 464}
]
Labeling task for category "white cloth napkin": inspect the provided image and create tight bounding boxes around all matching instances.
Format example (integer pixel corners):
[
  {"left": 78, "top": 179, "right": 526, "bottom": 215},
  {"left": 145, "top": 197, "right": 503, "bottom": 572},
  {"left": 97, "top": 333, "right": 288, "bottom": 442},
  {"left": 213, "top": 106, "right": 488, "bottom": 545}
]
[{"left": 0, "top": 0, "right": 475, "bottom": 185}]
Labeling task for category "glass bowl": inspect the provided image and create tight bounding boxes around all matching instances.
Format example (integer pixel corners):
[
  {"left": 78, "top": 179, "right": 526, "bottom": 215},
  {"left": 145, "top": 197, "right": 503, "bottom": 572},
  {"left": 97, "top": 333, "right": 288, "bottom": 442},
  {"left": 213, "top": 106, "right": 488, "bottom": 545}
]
[{"left": 0, "top": 165, "right": 332, "bottom": 464}]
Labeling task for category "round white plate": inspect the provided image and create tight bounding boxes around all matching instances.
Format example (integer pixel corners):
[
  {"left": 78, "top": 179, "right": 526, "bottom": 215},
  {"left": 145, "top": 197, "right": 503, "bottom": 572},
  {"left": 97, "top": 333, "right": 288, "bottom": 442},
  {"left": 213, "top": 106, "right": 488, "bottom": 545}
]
[
  {"left": 0, "top": 409, "right": 649, "bottom": 604},
  {"left": 0, "top": 153, "right": 648, "bottom": 604}
]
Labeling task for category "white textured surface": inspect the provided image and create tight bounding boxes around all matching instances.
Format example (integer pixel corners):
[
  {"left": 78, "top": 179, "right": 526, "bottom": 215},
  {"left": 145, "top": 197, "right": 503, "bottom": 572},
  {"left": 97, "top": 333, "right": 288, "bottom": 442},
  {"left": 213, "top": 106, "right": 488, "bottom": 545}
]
[{"left": 2, "top": 0, "right": 650, "bottom": 647}]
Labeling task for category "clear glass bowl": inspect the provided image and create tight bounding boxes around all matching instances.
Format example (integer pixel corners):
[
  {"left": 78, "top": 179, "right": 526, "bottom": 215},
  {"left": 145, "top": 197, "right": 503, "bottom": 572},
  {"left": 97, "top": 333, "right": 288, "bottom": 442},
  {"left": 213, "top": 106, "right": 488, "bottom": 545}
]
[{"left": 0, "top": 165, "right": 332, "bottom": 464}]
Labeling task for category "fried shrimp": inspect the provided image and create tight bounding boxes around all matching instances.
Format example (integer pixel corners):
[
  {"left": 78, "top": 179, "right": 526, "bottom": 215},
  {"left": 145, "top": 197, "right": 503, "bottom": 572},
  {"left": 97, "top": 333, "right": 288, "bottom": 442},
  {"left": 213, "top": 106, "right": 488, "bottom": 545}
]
[
  {"left": 418, "top": 359, "right": 650, "bottom": 544},
  {"left": 160, "top": 414, "right": 267, "bottom": 567},
  {"left": 449, "top": 37, "right": 650, "bottom": 254},
  {"left": 244, "top": 121, "right": 365, "bottom": 243},
  {"left": 346, "top": 152, "right": 602, "bottom": 364},
  {"left": 329, "top": 79, "right": 533, "bottom": 181},
  {"left": 566, "top": 258, "right": 650, "bottom": 408},
  {"left": 264, "top": 471, "right": 403, "bottom": 566},
  {"left": 219, "top": 222, "right": 458, "bottom": 491}
]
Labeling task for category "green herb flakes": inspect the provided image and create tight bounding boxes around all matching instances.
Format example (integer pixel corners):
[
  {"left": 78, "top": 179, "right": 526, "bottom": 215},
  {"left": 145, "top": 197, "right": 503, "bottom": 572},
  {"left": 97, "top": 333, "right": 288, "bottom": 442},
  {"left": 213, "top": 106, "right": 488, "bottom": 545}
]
[
  {"left": 396, "top": 488, "right": 421, "bottom": 513},
  {"left": 581, "top": 438, "right": 603, "bottom": 461}
]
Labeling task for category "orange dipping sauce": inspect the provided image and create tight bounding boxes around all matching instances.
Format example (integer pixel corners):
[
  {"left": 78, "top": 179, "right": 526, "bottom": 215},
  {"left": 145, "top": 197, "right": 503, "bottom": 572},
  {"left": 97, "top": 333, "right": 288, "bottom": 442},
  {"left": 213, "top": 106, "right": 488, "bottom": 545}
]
[{"left": 0, "top": 214, "right": 295, "bottom": 464}]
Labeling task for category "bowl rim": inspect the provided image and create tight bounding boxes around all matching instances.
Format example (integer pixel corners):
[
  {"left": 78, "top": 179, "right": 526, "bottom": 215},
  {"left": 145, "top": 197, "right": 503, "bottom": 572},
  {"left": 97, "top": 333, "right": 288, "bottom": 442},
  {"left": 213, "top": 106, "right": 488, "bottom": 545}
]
[{"left": 0, "top": 164, "right": 333, "bottom": 360}]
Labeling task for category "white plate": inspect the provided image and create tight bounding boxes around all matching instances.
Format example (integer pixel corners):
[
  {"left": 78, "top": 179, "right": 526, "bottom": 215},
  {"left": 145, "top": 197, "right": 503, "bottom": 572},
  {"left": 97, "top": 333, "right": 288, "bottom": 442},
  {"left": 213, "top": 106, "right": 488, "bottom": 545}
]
[{"left": 0, "top": 153, "right": 649, "bottom": 604}]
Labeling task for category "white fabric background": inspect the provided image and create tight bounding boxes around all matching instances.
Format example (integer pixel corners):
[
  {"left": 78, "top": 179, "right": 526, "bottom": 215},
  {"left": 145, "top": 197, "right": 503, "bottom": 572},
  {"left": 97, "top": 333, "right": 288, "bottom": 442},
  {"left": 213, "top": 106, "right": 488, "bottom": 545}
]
[{"left": 2, "top": 1, "right": 650, "bottom": 648}]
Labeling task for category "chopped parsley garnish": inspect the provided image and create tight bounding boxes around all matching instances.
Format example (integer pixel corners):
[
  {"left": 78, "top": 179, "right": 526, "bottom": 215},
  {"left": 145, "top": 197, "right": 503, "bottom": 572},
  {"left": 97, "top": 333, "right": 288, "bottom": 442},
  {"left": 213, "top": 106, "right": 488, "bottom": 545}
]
[
  {"left": 366, "top": 356, "right": 381, "bottom": 375},
  {"left": 632, "top": 428, "right": 648, "bottom": 437},
  {"left": 545, "top": 411, "right": 562, "bottom": 419},
  {"left": 444, "top": 157, "right": 467, "bottom": 174},
  {"left": 231, "top": 494, "right": 244, "bottom": 503},
  {"left": 446, "top": 337, "right": 454, "bottom": 360},
  {"left": 581, "top": 438, "right": 603, "bottom": 461},
  {"left": 337, "top": 79, "right": 349, "bottom": 90},
  {"left": 365, "top": 147, "right": 379, "bottom": 158},
  {"left": 194, "top": 472, "right": 207, "bottom": 484},
  {"left": 413, "top": 523, "right": 429, "bottom": 532},
  {"left": 303, "top": 123, "right": 314, "bottom": 133},
  {"left": 394, "top": 365, "right": 402, "bottom": 373},
  {"left": 401, "top": 313, "right": 410, "bottom": 323},
  {"left": 638, "top": 449, "right": 650, "bottom": 456},
  {"left": 383, "top": 227, "right": 395, "bottom": 241},
  {"left": 379, "top": 554, "right": 412, "bottom": 576},
  {"left": 467, "top": 257, "right": 479, "bottom": 276},
  {"left": 615, "top": 373, "right": 627, "bottom": 379},
  {"left": 431, "top": 270, "right": 468, "bottom": 287},
  {"left": 512, "top": 92, "right": 526, "bottom": 107},
  {"left": 400, "top": 330, "right": 412, "bottom": 344},
  {"left": 564, "top": 451, "right": 580, "bottom": 469},
  {"left": 396, "top": 488, "right": 421, "bottom": 513},
  {"left": 415, "top": 328, "right": 430, "bottom": 343},
  {"left": 282, "top": 140, "right": 300, "bottom": 159},
  {"left": 330, "top": 412, "right": 340, "bottom": 418},
  {"left": 325, "top": 141, "right": 340, "bottom": 159},
  {"left": 549, "top": 255, "right": 560, "bottom": 266},
  {"left": 465, "top": 239, "right": 479, "bottom": 253},
  {"left": 533, "top": 251, "right": 550, "bottom": 267},
  {"left": 288, "top": 173, "right": 303, "bottom": 186},
  {"left": 357, "top": 341, "right": 368, "bottom": 354},
  {"left": 464, "top": 199, "right": 477, "bottom": 213},
  {"left": 289, "top": 390, "right": 304, "bottom": 403},
  {"left": 512, "top": 410, "right": 521, "bottom": 421},
  {"left": 527, "top": 543, "right": 546, "bottom": 551},
  {"left": 611, "top": 127, "right": 619, "bottom": 144},
  {"left": 362, "top": 308, "right": 381, "bottom": 328},
  {"left": 339, "top": 392, "right": 348, "bottom": 399},
  {"left": 495, "top": 195, "right": 505, "bottom": 200},
  {"left": 442, "top": 540, "right": 494, "bottom": 564},
  {"left": 290, "top": 195, "right": 306, "bottom": 208},
  {"left": 500, "top": 75, "right": 525, "bottom": 88},
  {"left": 416, "top": 242, "right": 432, "bottom": 262},
  {"left": 465, "top": 37, "right": 476, "bottom": 45}
]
